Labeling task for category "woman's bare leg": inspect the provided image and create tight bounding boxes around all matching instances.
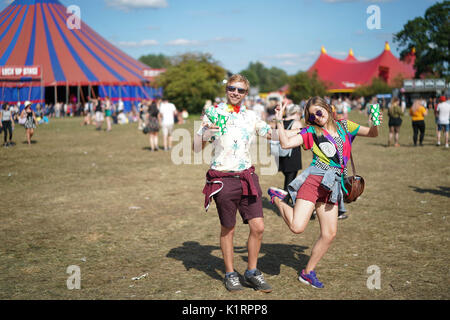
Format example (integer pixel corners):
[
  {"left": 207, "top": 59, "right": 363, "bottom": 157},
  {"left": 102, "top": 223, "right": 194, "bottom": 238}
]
[
  {"left": 273, "top": 197, "right": 315, "bottom": 234},
  {"left": 305, "top": 202, "right": 338, "bottom": 273}
]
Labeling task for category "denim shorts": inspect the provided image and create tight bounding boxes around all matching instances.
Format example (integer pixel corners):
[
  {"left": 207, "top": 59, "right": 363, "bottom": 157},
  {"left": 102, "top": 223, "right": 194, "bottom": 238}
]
[{"left": 438, "top": 123, "right": 449, "bottom": 132}]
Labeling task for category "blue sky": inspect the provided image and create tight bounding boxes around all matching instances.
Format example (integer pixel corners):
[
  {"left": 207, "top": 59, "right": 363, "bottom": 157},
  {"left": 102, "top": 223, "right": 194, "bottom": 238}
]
[{"left": 2, "top": 0, "right": 442, "bottom": 74}]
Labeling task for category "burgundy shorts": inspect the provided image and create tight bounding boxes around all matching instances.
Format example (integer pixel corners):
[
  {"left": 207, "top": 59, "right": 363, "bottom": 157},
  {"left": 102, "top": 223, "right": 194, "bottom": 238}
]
[
  {"left": 296, "top": 175, "right": 338, "bottom": 206},
  {"left": 213, "top": 173, "right": 263, "bottom": 228}
]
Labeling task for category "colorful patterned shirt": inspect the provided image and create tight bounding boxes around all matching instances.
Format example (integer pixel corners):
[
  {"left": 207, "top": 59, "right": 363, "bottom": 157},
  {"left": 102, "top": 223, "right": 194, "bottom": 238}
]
[
  {"left": 198, "top": 102, "right": 271, "bottom": 172},
  {"left": 299, "top": 120, "right": 360, "bottom": 177}
]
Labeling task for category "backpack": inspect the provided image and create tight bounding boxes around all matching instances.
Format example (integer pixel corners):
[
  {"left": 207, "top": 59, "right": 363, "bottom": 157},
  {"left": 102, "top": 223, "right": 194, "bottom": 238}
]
[{"left": 270, "top": 120, "right": 294, "bottom": 158}]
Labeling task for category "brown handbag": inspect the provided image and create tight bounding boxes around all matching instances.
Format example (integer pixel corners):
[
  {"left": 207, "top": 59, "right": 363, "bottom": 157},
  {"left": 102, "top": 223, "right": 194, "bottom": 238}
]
[{"left": 343, "top": 153, "right": 365, "bottom": 203}]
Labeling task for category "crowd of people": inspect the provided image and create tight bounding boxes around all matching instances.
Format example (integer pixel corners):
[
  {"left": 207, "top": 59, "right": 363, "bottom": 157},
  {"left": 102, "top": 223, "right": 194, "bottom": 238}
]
[{"left": 234, "top": 94, "right": 449, "bottom": 149}]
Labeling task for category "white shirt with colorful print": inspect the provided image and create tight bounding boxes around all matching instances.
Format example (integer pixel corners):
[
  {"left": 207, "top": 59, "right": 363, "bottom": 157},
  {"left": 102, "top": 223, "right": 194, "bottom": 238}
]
[{"left": 198, "top": 102, "right": 271, "bottom": 172}]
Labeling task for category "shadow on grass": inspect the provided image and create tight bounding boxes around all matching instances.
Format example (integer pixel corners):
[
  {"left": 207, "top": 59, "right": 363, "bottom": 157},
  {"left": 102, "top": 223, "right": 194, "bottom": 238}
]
[
  {"left": 236, "top": 243, "right": 309, "bottom": 277},
  {"left": 166, "top": 241, "right": 309, "bottom": 281},
  {"left": 409, "top": 185, "right": 450, "bottom": 198},
  {"left": 262, "top": 196, "right": 280, "bottom": 216}
]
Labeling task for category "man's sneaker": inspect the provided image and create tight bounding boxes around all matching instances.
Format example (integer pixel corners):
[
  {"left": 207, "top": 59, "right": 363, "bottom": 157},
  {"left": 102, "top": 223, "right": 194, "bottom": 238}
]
[
  {"left": 268, "top": 187, "right": 288, "bottom": 204},
  {"left": 298, "top": 269, "right": 324, "bottom": 289},
  {"left": 244, "top": 269, "right": 272, "bottom": 293},
  {"left": 224, "top": 272, "right": 243, "bottom": 292}
]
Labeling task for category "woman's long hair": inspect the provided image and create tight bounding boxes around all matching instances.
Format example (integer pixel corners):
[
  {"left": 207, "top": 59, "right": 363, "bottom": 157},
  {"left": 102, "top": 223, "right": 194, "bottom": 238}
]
[
  {"left": 304, "top": 96, "right": 337, "bottom": 135},
  {"left": 411, "top": 99, "right": 421, "bottom": 113}
]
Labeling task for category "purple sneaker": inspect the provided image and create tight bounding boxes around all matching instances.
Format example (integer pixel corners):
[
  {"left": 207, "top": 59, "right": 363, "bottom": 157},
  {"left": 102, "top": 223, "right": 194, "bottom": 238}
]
[
  {"left": 298, "top": 269, "right": 324, "bottom": 289},
  {"left": 267, "top": 187, "right": 288, "bottom": 204}
]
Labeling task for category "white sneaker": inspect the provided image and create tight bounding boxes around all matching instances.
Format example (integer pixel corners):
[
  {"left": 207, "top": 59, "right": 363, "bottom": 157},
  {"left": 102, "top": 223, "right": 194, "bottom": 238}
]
[{"left": 445, "top": 144, "right": 449, "bottom": 148}]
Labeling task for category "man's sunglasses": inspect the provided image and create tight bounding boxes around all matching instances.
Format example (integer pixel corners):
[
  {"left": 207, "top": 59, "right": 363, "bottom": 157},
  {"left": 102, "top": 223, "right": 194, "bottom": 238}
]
[
  {"left": 226, "top": 86, "right": 247, "bottom": 94},
  {"left": 308, "top": 110, "right": 324, "bottom": 122}
]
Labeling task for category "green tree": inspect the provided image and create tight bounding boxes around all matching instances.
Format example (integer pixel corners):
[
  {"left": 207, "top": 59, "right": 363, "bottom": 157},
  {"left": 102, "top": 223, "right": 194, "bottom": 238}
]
[
  {"left": 353, "top": 77, "right": 392, "bottom": 97},
  {"left": 155, "top": 53, "right": 226, "bottom": 113},
  {"left": 240, "top": 62, "right": 288, "bottom": 92},
  {"left": 139, "top": 53, "right": 172, "bottom": 69},
  {"left": 286, "top": 71, "right": 327, "bottom": 103},
  {"left": 393, "top": 1, "right": 450, "bottom": 79}
]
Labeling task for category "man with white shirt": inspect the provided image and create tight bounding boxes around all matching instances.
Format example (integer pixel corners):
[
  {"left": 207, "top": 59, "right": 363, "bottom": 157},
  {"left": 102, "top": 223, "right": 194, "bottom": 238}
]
[
  {"left": 436, "top": 96, "right": 450, "bottom": 148},
  {"left": 194, "top": 74, "right": 273, "bottom": 293},
  {"left": 159, "top": 97, "right": 177, "bottom": 151}
]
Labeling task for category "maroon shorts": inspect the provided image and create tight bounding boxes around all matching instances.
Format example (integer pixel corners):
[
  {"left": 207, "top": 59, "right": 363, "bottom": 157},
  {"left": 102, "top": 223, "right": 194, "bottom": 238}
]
[
  {"left": 296, "top": 174, "right": 338, "bottom": 206},
  {"left": 213, "top": 173, "right": 263, "bottom": 228}
]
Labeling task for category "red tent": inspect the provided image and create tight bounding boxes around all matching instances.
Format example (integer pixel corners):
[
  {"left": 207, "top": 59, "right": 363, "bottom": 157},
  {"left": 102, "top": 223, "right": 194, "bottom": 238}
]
[
  {"left": 0, "top": 0, "right": 163, "bottom": 110},
  {"left": 308, "top": 42, "right": 415, "bottom": 93}
]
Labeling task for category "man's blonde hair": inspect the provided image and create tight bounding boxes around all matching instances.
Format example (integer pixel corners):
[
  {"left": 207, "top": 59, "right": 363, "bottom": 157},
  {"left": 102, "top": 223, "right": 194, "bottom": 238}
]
[{"left": 227, "top": 74, "right": 250, "bottom": 91}]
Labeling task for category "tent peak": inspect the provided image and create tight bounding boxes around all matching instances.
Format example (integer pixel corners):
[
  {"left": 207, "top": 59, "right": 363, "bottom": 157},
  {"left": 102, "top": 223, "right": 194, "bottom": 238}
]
[
  {"left": 321, "top": 46, "right": 327, "bottom": 54},
  {"left": 348, "top": 48, "right": 354, "bottom": 56},
  {"left": 384, "top": 41, "right": 391, "bottom": 51}
]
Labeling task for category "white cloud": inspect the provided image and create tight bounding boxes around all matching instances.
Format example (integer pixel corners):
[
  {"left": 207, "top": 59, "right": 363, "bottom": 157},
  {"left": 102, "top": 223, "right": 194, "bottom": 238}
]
[
  {"left": 210, "top": 37, "right": 242, "bottom": 43},
  {"left": 116, "top": 39, "right": 159, "bottom": 47},
  {"left": 164, "top": 37, "right": 241, "bottom": 47},
  {"left": 165, "top": 38, "right": 201, "bottom": 46},
  {"left": 106, "top": 0, "right": 168, "bottom": 10}
]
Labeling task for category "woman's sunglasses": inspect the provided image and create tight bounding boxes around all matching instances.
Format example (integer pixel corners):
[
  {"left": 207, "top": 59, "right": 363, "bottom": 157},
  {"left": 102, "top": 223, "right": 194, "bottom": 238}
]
[
  {"left": 226, "top": 86, "right": 247, "bottom": 95},
  {"left": 308, "top": 110, "right": 324, "bottom": 122}
]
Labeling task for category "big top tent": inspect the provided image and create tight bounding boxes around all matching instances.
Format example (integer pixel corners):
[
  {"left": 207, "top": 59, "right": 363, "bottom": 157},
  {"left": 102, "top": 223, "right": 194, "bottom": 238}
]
[{"left": 0, "top": 0, "right": 163, "bottom": 111}]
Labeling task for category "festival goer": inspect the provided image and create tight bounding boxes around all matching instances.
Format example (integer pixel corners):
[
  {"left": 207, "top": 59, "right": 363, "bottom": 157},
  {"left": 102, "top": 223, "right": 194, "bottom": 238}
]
[
  {"left": 94, "top": 99, "right": 104, "bottom": 131},
  {"left": 20, "top": 102, "right": 37, "bottom": 145},
  {"left": 0, "top": 103, "right": 14, "bottom": 147},
  {"left": 194, "top": 74, "right": 273, "bottom": 293},
  {"left": 253, "top": 98, "right": 266, "bottom": 121},
  {"left": 146, "top": 99, "right": 161, "bottom": 152},
  {"left": 387, "top": 97, "right": 403, "bottom": 147},
  {"left": 436, "top": 96, "right": 450, "bottom": 148},
  {"left": 277, "top": 104, "right": 303, "bottom": 203},
  {"left": 268, "top": 96, "right": 382, "bottom": 289},
  {"left": 159, "top": 97, "right": 177, "bottom": 151},
  {"left": 409, "top": 99, "right": 427, "bottom": 146},
  {"left": 104, "top": 97, "right": 113, "bottom": 132}
]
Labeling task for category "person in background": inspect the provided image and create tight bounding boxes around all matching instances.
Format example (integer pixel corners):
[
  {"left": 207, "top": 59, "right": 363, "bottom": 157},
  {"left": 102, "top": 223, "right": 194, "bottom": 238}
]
[
  {"left": 409, "top": 99, "right": 428, "bottom": 146},
  {"left": 146, "top": 99, "right": 161, "bottom": 152},
  {"left": 159, "top": 97, "right": 177, "bottom": 151},
  {"left": 0, "top": 103, "right": 14, "bottom": 147},
  {"left": 104, "top": 97, "right": 113, "bottom": 132},
  {"left": 387, "top": 97, "right": 404, "bottom": 147},
  {"left": 94, "top": 99, "right": 104, "bottom": 131},
  {"left": 277, "top": 104, "right": 303, "bottom": 203},
  {"left": 20, "top": 102, "right": 37, "bottom": 145},
  {"left": 436, "top": 96, "right": 450, "bottom": 148},
  {"left": 253, "top": 98, "right": 266, "bottom": 121}
]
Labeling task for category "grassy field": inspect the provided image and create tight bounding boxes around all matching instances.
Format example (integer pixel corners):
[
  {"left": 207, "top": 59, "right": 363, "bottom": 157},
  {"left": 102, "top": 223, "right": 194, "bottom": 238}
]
[{"left": 0, "top": 110, "right": 448, "bottom": 300}]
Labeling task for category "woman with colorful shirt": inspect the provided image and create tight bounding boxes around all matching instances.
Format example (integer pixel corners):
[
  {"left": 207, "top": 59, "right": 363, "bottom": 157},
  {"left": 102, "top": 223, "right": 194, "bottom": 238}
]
[{"left": 268, "top": 96, "right": 382, "bottom": 288}]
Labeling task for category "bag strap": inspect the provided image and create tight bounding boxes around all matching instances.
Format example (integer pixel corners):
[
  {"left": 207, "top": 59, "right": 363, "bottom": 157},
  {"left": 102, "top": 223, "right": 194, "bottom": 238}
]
[
  {"left": 287, "top": 119, "right": 294, "bottom": 130},
  {"left": 338, "top": 120, "right": 356, "bottom": 176},
  {"left": 350, "top": 152, "right": 356, "bottom": 176}
]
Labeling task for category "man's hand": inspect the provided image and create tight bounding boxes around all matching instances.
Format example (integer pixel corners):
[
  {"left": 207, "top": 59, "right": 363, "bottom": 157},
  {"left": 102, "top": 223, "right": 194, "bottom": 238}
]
[{"left": 201, "top": 124, "right": 220, "bottom": 141}]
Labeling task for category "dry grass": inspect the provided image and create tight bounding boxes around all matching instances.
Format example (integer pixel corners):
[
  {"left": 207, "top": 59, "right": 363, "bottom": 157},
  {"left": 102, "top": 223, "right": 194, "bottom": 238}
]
[{"left": 0, "top": 110, "right": 448, "bottom": 300}]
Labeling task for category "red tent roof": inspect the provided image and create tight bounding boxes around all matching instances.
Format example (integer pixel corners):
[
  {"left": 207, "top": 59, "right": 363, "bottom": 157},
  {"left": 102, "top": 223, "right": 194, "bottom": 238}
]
[
  {"left": 0, "top": 0, "right": 155, "bottom": 86},
  {"left": 308, "top": 42, "right": 415, "bottom": 92}
]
